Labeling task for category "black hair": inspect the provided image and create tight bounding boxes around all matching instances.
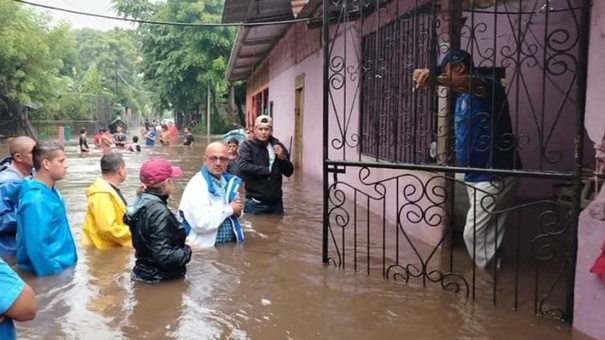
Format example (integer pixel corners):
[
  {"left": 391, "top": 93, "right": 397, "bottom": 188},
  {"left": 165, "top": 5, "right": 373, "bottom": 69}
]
[
  {"left": 132, "top": 136, "right": 139, "bottom": 143},
  {"left": 80, "top": 127, "right": 86, "bottom": 134},
  {"left": 32, "top": 141, "right": 63, "bottom": 171},
  {"left": 227, "top": 138, "right": 239, "bottom": 146}
]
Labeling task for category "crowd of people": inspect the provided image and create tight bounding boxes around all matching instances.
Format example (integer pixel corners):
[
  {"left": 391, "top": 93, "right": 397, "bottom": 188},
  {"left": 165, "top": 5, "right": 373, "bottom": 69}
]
[
  {"left": 0, "top": 50, "right": 519, "bottom": 338},
  {"left": 0, "top": 114, "right": 294, "bottom": 338}
]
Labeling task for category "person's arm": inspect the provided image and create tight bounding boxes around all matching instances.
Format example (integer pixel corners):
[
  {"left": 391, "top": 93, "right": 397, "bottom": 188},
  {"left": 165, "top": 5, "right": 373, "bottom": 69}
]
[
  {"left": 0, "top": 181, "right": 18, "bottom": 233},
  {"left": 237, "top": 142, "right": 271, "bottom": 176},
  {"left": 89, "top": 192, "right": 131, "bottom": 247},
  {"left": 3, "top": 283, "right": 36, "bottom": 322},
  {"left": 0, "top": 260, "right": 36, "bottom": 322},
  {"left": 178, "top": 179, "right": 234, "bottom": 235},
  {"left": 275, "top": 143, "right": 294, "bottom": 177},
  {"left": 147, "top": 207, "right": 191, "bottom": 269},
  {"left": 18, "top": 198, "right": 63, "bottom": 276},
  {"left": 413, "top": 68, "right": 490, "bottom": 98}
]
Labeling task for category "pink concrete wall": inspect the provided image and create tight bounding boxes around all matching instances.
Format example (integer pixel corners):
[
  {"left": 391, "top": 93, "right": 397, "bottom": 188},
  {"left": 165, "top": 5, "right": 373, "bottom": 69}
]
[
  {"left": 459, "top": 1, "right": 592, "bottom": 199},
  {"left": 574, "top": 1, "right": 605, "bottom": 338},
  {"left": 266, "top": 18, "right": 447, "bottom": 247},
  {"left": 585, "top": 1, "right": 605, "bottom": 144}
]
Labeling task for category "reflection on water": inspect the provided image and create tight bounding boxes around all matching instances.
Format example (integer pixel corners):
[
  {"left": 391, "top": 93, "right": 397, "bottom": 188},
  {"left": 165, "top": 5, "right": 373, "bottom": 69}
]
[{"left": 0, "top": 140, "right": 587, "bottom": 339}]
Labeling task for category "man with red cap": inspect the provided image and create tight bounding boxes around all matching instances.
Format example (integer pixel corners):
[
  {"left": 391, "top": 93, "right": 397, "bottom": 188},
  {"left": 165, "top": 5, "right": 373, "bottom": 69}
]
[{"left": 123, "top": 158, "right": 191, "bottom": 283}]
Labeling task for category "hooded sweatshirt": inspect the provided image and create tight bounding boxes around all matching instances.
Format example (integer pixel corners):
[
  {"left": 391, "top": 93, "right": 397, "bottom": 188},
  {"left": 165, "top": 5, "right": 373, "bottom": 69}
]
[
  {"left": 16, "top": 178, "right": 77, "bottom": 276},
  {"left": 124, "top": 192, "right": 191, "bottom": 283},
  {"left": 82, "top": 177, "right": 131, "bottom": 249},
  {"left": 0, "top": 157, "right": 25, "bottom": 255}
]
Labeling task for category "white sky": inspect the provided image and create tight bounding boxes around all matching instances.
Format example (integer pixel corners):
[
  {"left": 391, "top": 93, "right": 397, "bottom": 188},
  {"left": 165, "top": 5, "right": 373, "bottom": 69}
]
[{"left": 28, "top": 0, "right": 135, "bottom": 31}]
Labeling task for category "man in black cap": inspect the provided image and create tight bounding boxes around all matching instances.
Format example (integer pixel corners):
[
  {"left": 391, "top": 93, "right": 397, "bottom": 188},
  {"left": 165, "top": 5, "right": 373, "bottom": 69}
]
[
  {"left": 237, "top": 115, "right": 294, "bottom": 214},
  {"left": 413, "top": 50, "right": 520, "bottom": 270}
]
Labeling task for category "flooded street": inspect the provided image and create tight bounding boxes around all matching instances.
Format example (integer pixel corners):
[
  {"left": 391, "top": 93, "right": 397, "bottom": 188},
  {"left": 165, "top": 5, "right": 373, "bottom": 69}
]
[{"left": 1, "top": 139, "right": 588, "bottom": 339}]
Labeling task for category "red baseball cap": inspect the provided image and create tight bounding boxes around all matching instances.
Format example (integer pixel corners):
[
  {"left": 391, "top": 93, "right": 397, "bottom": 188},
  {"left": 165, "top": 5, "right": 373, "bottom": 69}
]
[{"left": 140, "top": 158, "right": 183, "bottom": 185}]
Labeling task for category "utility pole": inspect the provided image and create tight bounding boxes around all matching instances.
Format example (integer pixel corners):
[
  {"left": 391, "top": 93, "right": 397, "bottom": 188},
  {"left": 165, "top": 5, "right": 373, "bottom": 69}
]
[
  {"left": 207, "top": 83, "right": 211, "bottom": 144},
  {"left": 115, "top": 61, "right": 119, "bottom": 99}
]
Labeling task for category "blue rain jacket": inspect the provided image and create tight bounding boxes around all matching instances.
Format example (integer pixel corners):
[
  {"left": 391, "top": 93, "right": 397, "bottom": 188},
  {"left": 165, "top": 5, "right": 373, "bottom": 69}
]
[
  {"left": 16, "top": 178, "right": 77, "bottom": 276},
  {"left": 0, "top": 157, "right": 26, "bottom": 255}
]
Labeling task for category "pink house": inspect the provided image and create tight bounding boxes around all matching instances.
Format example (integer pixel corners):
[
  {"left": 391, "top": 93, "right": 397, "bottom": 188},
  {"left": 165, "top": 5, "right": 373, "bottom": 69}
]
[{"left": 223, "top": 0, "right": 604, "bottom": 337}]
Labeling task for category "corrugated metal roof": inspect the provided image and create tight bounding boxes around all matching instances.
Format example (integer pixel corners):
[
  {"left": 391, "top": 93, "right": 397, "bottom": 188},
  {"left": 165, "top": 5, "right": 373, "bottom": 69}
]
[
  {"left": 222, "top": 0, "right": 296, "bottom": 23},
  {"left": 223, "top": 0, "right": 317, "bottom": 82}
]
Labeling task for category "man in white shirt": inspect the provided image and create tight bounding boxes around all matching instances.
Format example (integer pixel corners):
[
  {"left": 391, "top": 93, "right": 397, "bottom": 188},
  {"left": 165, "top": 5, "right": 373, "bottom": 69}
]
[{"left": 178, "top": 142, "right": 244, "bottom": 247}]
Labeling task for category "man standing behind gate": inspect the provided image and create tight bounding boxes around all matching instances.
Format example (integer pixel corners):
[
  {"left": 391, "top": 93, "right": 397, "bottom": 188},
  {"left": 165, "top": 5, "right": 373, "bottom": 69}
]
[
  {"left": 238, "top": 115, "right": 294, "bottom": 214},
  {"left": 413, "top": 50, "right": 520, "bottom": 270}
]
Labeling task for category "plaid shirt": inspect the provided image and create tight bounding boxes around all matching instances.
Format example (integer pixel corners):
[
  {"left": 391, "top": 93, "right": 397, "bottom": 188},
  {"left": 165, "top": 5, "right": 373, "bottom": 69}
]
[
  {"left": 211, "top": 176, "right": 236, "bottom": 245},
  {"left": 215, "top": 219, "right": 236, "bottom": 244}
]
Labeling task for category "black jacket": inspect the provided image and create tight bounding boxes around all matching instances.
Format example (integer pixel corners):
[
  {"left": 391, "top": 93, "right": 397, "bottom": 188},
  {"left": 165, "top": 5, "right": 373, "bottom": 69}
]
[
  {"left": 237, "top": 136, "right": 294, "bottom": 204},
  {"left": 124, "top": 192, "right": 191, "bottom": 282}
]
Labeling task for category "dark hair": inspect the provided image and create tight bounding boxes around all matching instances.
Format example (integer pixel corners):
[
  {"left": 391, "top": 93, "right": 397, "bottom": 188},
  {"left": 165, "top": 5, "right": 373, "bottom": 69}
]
[
  {"left": 136, "top": 181, "right": 166, "bottom": 196},
  {"left": 132, "top": 136, "right": 139, "bottom": 143},
  {"left": 80, "top": 127, "right": 86, "bottom": 134},
  {"left": 100, "top": 152, "right": 125, "bottom": 175},
  {"left": 32, "top": 141, "right": 64, "bottom": 170},
  {"left": 101, "top": 128, "right": 107, "bottom": 133},
  {"left": 227, "top": 138, "right": 239, "bottom": 146}
]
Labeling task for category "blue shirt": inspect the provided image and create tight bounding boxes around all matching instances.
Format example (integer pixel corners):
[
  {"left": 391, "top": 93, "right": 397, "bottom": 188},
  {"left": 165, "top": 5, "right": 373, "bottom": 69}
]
[
  {"left": 146, "top": 131, "right": 156, "bottom": 146},
  {"left": 0, "top": 258, "right": 25, "bottom": 340},
  {"left": 454, "top": 75, "right": 518, "bottom": 182}
]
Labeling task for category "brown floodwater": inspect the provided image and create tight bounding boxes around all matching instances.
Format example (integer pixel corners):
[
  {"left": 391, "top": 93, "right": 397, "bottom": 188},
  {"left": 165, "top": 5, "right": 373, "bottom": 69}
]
[{"left": 0, "top": 138, "right": 593, "bottom": 339}]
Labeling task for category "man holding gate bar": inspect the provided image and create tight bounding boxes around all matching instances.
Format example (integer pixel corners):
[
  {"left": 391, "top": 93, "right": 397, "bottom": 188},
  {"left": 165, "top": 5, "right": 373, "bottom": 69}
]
[{"left": 413, "top": 50, "right": 521, "bottom": 270}]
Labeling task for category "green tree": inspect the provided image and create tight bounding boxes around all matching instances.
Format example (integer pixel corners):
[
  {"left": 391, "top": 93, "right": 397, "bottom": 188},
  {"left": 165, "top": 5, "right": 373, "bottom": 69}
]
[
  {"left": 73, "top": 28, "right": 149, "bottom": 116},
  {"left": 113, "top": 0, "right": 242, "bottom": 129},
  {"left": 0, "top": 0, "right": 75, "bottom": 136}
]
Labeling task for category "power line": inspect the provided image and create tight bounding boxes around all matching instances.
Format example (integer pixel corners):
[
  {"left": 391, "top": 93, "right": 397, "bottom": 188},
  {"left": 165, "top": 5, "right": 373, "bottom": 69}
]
[
  {"left": 117, "top": 71, "right": 149, "bottom": 94},
  {"left": 11, "top": 0, "right": 314, "bottom": 27}
]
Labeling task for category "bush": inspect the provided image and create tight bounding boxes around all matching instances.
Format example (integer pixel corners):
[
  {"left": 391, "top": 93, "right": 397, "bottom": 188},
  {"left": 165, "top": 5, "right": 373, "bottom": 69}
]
[{"left": 191, "top": 113, "right": 229, "bottom": 134}]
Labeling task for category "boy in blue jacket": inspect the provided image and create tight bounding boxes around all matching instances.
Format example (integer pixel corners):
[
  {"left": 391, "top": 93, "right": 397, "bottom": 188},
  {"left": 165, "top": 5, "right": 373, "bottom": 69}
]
[{"left": 16, "top": 141, "right": 77, "bottom": 276}]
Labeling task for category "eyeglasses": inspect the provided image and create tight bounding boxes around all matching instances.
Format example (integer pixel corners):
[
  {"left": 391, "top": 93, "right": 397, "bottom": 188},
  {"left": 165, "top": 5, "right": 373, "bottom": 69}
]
[{"left": 206, "top": 156, "right": 230, "bottom": 163}]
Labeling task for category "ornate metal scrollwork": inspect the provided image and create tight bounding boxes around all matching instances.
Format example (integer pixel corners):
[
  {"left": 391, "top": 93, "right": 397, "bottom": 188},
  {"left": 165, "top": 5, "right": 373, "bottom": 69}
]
[{"left": 323, "top": 0, "right": 586, "bottom": 322}]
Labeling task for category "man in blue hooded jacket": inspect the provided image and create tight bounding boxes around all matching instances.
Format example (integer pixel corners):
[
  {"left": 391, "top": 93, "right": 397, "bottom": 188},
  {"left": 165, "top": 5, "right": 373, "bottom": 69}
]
[
  {"left": 16, "top": 141, "right": 77, "bottom": 276},
  {"left": 413, "top": 50, "right": 520, "bottom": 270},
  {"left": 0, "top": 136, "right": 36, "bottom": 256}
]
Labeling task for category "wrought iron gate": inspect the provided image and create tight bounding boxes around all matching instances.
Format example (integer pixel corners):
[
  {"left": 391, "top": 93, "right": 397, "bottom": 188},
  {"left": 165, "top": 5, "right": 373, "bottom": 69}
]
[{"left": 321, "top": 0, "right": 591, "bottom": 322}]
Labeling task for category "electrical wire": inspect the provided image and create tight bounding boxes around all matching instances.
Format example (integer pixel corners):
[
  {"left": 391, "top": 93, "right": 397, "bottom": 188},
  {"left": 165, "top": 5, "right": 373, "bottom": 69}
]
[
  {"left": 11, "top": 0, "right": 314, "bottom": 27},
  {"left": 117, "top": 71, "right": 149, "bottom": 94}
]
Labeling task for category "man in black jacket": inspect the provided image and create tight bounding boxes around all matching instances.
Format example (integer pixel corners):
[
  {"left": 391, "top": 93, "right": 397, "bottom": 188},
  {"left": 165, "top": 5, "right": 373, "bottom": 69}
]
[{"left": 238, "top": 115, "right": 294, "bottom": 214}]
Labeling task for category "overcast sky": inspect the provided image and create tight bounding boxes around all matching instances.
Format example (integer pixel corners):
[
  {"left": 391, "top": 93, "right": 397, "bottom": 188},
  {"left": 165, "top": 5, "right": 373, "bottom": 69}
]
[{"left": 28, "top": 0, "right": 134, "bottom": 31}]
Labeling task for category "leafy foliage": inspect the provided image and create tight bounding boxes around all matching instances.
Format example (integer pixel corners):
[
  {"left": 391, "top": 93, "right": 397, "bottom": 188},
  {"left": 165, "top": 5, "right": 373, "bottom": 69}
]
[
  {"left": 113, "top": 0, "right": 240, "bottom": 129},
  {"left": 0, "top": 0, "right": 152, "bottom": 135}
]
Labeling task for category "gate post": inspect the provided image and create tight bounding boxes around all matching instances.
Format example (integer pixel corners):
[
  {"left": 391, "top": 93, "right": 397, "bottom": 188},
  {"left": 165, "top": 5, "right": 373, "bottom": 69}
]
[
  {"left": 436, "top": 0, "right": 463, "bottom": 255},
  {"left": 321, "top": 0, "right": 330, "bottom": 265},
  {"left": 436, "top": 0, "right": 462, "bottom": 165},
  {"left": 566, "top": 0, "right": 592, "bottom": 323}
]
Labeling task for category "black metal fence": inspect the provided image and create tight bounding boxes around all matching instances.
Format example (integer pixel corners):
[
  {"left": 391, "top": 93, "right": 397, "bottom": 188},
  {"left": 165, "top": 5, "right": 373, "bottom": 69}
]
[{"left": 322, "top": 0, "right": 591, "bottom": 322}]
